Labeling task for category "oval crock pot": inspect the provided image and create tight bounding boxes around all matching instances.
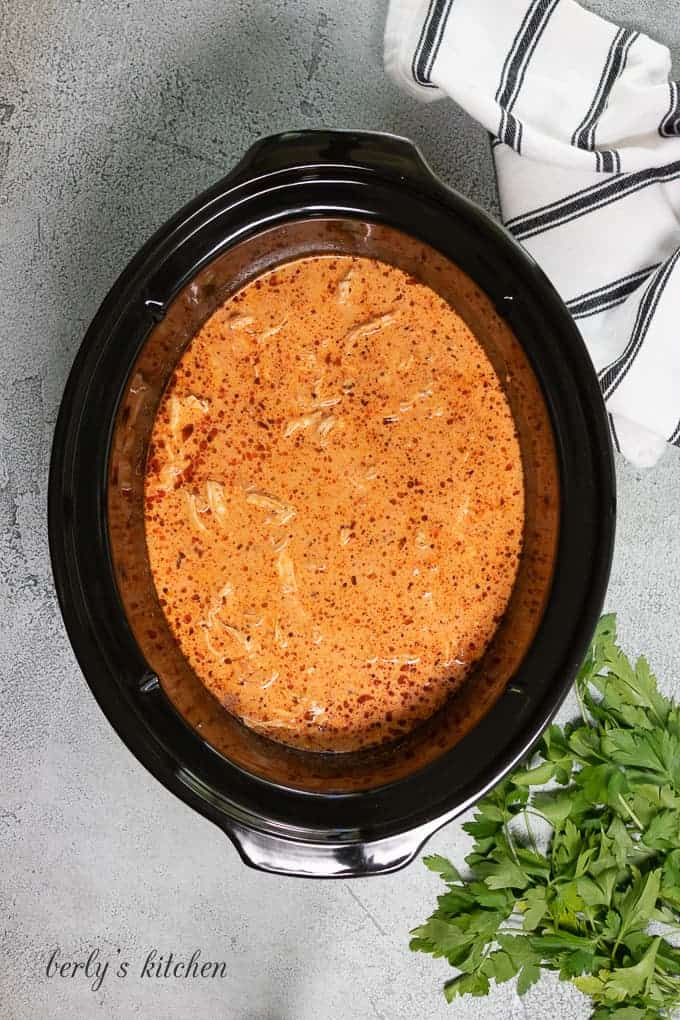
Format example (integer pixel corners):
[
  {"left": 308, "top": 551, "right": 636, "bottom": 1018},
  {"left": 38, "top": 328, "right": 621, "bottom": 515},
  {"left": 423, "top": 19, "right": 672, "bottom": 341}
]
[{"left": 48, "top": 130, "right": 615, "bottom": 878}]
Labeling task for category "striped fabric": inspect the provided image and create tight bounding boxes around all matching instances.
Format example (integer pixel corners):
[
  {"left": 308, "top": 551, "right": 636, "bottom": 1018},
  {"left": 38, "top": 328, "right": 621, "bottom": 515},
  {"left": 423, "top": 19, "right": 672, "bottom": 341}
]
[{"left": 385, "top": 0, "right": 680, "bottom": 466}]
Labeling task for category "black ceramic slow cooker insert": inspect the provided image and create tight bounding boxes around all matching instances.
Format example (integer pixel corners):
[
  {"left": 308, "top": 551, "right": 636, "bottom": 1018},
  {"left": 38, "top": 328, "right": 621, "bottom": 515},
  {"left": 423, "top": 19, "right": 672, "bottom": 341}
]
[{"left": 49, "top": 130, "right": 615, "bottom": 877}]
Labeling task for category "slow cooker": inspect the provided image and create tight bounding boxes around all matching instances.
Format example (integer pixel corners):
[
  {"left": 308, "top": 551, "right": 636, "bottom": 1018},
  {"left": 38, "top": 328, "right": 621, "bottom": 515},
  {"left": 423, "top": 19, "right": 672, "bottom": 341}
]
[{"left": 49, "top": 130, "right": 615, "bottom": 877}]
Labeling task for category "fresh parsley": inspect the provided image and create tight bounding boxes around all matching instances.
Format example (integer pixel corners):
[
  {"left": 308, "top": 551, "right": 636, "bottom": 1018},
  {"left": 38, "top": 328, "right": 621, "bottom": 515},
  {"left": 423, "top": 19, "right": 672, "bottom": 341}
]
[{"left": 411, "top": 615, "right": 680, "bottom": 1018}]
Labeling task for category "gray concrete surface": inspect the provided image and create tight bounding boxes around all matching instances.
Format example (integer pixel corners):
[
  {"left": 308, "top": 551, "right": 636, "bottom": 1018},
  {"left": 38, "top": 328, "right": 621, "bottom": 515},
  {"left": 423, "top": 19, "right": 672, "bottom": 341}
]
[{"left": 2, "top": 1, "right": 680, "bottom": 1018}]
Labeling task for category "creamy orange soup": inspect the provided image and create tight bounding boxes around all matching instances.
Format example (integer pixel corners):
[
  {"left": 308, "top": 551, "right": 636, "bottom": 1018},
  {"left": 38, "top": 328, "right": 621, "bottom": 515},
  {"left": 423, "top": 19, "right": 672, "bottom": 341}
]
[{"left": 144, "top": 256, "right": 524, "bottom": 752}]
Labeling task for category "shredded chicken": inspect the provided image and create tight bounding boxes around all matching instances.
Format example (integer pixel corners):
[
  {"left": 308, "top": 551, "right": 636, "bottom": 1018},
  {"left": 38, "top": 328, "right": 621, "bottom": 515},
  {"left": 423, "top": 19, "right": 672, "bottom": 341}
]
[
  {"left": 201, "top": 612, "right": 263, "bottom": 666},
  {"left": 156, "top": 462, "right": 183, "bottom": 493},
  {"left": 273, "top": 617, "right": 288, "bottom": 649},
  {"left": 157, "top": 394, "right": 211, "bottom": 493},
  {"left": 246, "top": 489, "right": 296, "bottom": 525},
  {"left": 242, "top": 612, "right": 265, "bottom": 630},
  {"left": 258, "top": 320, "right": 287, "bottom": 341},
  {"left": 344, "top": 312, "right": 396, "bottom": 351},
  {"left": 168, "top": 394, "right": 181, "bottom": 438},
  {"left": 206, "top": 480, "right": 227, "bottom": 520},
  {"left": 129, "top": 372, "right": 148, "bottom": 395},
  {"left": 283, "top": 409, "right": 324, "bottom": 438},
  {"left": 276, "top": 546, "right": 297, "bottom": 595},
  {"left": 285, "top": 398, "right": 342, "bottom": 443},
  {"left": 387, "top": 387, "right": 434, "bottom": 422},
  {"left": 239, "top": 712, "right": 298, "bottom": 730},
  {"left": 228, "top": 314, "right": 255, "bottom": 331},
  {"left": 316, "top": 415, "right": 339, "bottom": 440},
  {"left": 121, "top": 380, "right": 148, "bottom": 455},
  {"left": 312, "top": 395, "right": 342, "bottom": 409},
  {"left": 221, "top": 623, "right": 260, "bottom": 657},
  {"left": 184, "top": 491, "right": 208, "bottom": 532},
  {"left": 184, "top": 395, "right": 210, "bottom": 413},
  {"left": 336, "top": 267, "right": 354, "bottom": 304},
  {"left": 365, "top": 654, "right": 421, "bottom": 666}
]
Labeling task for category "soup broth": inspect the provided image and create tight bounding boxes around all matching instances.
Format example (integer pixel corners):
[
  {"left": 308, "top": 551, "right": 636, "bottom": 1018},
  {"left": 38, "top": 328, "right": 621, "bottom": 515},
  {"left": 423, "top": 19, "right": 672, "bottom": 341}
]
[{"left": 144, "top": 255, "right": 524, "bottom": 752}]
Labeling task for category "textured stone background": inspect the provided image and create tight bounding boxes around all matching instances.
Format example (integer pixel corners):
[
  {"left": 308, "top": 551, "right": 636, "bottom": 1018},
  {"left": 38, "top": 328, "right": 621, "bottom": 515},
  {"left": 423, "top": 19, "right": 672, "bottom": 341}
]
[{"left": 2, "top": 1, "right": 679, "bottom": 1017}]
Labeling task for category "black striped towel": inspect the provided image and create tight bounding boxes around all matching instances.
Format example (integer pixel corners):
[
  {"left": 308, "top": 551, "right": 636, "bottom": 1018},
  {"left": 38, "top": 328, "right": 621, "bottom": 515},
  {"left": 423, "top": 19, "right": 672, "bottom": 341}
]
[{"left": 385, "top": 0, "right": 680, "bottom": 466}]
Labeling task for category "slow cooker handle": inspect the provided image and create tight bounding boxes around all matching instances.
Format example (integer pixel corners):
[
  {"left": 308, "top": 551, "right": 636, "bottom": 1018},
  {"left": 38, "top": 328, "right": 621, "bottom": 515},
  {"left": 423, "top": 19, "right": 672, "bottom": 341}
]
[
  {"left": 226, "top": 820, "right": 436, "bottom": 878},
  {"left": 228, "top": 129, "right": 439, "bottom": 191}
]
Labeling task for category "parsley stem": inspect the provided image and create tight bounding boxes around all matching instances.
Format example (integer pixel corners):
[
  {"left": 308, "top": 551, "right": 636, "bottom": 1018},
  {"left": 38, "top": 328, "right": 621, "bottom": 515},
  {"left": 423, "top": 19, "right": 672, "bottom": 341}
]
[
  {"left": 504, "top": 821, "right": 520, "bottom": 866},
  {"left": 575, "top": 681, "right": 589, "bottom": 725},
  {"left": 523, "top": 809, "right": 539, "bottom": 855},
  {"left": 616, "top": 793, "right": 644, "bottom": 830}
]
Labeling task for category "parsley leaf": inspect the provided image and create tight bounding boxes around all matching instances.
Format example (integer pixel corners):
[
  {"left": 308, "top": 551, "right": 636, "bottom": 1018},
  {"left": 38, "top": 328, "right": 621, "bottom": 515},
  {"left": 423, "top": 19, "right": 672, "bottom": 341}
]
[
  {"left": 517, "top": 962, "right": 541, "bottom": 995},
  {"left": 423, "top": 855, "right": 462, "bottom": 885},
  {"left": 410, "top": 616, "right": 680, "bottom": 1018}
]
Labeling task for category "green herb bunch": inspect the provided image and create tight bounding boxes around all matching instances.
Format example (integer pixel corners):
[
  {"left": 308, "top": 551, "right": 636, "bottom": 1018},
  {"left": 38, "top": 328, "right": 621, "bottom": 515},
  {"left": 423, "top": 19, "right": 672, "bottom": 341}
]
[{"left": 411, "top": 616, "right": 680, "bottom": 1018}]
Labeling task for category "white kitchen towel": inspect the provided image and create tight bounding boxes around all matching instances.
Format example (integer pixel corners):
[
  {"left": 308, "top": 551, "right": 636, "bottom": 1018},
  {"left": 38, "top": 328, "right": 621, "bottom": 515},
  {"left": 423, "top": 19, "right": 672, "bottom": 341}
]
[{"left": 385, "top": 0, "right": 680, "bottom": 466}]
